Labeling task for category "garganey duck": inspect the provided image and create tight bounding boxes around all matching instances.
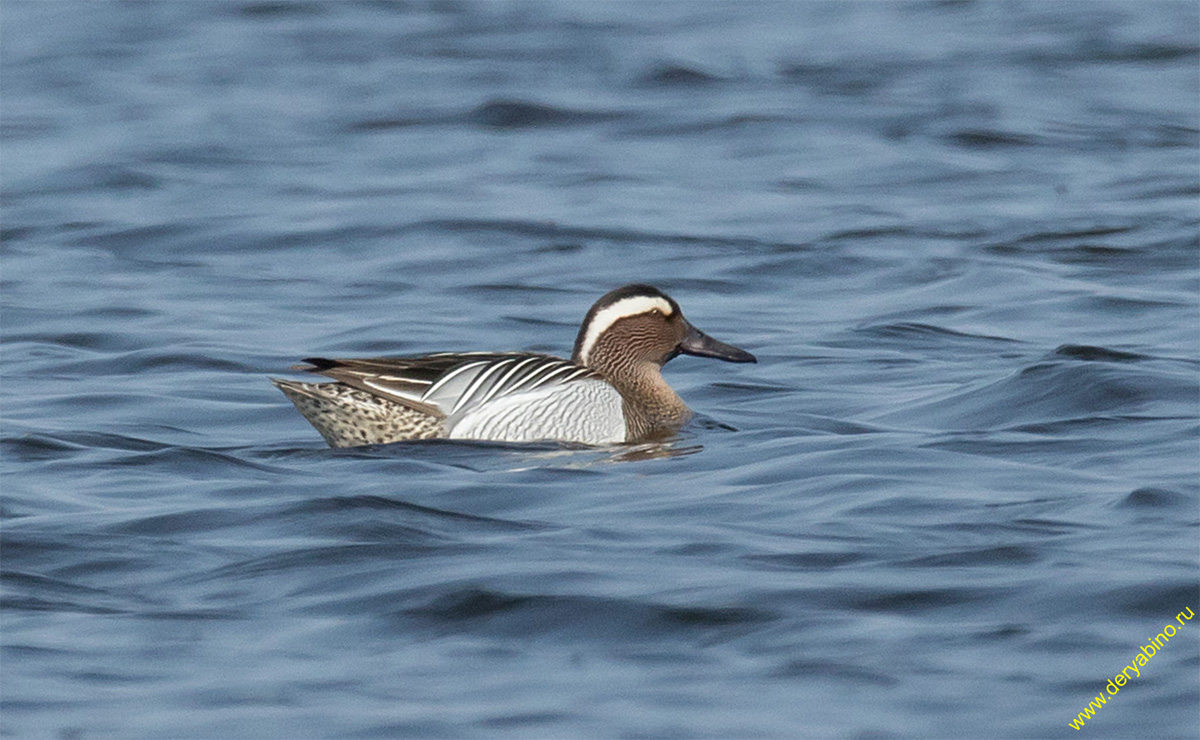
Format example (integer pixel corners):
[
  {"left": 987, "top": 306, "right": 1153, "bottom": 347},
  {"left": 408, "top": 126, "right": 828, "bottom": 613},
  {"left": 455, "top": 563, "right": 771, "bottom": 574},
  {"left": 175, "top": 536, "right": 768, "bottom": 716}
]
[{"left": 272, "top": 284, "right": 756, "bottom": 447}]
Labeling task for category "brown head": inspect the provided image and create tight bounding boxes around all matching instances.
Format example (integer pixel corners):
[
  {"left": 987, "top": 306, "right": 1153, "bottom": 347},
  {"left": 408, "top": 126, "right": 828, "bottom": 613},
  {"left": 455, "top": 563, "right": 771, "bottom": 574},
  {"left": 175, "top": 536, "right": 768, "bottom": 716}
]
[{"left": 571, "top": 283, "right": 756, "bottom": 384}]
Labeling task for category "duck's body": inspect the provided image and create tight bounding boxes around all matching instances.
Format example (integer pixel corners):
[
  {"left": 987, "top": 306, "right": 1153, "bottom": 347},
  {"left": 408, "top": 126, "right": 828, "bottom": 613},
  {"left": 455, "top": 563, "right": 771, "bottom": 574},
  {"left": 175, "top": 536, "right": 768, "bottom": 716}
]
[
  {"left": 272, "top": 284, "right": 755, "bottom": 447},
  {"left": 274, "top": 352, "right": 629, "bottom": 446}
]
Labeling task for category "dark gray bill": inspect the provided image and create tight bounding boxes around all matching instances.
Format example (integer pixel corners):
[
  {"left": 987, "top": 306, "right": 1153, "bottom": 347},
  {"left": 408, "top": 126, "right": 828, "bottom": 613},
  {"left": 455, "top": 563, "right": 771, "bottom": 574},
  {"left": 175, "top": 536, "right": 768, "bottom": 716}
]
[{"left": 679, "top": 322, "right": 757, "bottom": 363}]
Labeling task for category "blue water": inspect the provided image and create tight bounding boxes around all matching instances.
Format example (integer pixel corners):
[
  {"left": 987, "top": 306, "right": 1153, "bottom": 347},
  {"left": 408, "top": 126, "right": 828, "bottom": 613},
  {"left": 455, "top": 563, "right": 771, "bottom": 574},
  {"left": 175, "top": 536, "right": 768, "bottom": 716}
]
[{"left": 2, "top": 2, "right": 1198, "bottom": 738}]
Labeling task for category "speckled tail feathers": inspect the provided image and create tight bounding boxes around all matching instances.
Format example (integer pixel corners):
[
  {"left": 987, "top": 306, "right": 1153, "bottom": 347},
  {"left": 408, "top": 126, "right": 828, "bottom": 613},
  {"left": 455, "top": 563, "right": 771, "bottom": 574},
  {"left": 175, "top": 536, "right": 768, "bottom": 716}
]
[{"left": 270, "top": 378, "right": 443, "bottom": 447}]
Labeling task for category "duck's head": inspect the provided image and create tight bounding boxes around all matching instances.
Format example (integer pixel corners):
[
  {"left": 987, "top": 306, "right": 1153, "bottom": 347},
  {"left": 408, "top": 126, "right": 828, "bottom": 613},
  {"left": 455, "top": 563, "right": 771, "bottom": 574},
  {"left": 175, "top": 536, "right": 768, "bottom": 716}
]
[{"left": 571, "top": 284, "right": 757, "bottom": 373}]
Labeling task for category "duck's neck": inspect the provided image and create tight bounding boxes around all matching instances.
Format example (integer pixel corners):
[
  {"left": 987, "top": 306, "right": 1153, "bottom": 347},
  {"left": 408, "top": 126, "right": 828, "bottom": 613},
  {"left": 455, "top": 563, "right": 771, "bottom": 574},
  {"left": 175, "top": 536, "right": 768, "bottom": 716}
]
[{"left": 596, "top": 361, "right": 692, "bottom": 441}]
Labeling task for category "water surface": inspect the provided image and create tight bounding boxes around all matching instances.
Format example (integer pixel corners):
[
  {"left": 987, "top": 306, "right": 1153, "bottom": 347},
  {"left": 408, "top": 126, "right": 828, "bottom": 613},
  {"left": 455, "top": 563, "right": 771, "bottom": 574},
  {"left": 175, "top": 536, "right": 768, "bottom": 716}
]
[{"left": 2, "top": 2, "right": 1198, "bottom": 738}]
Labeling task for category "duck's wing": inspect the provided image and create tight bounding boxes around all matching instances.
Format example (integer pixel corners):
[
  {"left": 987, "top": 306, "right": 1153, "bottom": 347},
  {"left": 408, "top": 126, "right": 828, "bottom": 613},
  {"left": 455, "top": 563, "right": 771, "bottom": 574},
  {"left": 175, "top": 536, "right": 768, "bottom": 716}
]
[{"left": 296, "top": 352, "right": 599, "bottom": 419}]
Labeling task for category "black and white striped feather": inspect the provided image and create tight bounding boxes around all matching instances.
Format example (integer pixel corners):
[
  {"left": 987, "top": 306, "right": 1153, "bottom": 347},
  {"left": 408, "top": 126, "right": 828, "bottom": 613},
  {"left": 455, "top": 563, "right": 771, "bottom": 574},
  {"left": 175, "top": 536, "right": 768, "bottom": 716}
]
[{"left": 297, "top": 352, "right": 599, "bottom": 422}]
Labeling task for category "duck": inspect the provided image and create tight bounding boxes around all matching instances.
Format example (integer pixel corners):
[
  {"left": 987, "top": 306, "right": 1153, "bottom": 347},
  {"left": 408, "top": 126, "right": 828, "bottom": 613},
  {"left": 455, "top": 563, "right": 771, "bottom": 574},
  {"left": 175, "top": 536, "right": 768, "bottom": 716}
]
[{"left": 272, "top": 283, "right": 756, "bottom": 447}]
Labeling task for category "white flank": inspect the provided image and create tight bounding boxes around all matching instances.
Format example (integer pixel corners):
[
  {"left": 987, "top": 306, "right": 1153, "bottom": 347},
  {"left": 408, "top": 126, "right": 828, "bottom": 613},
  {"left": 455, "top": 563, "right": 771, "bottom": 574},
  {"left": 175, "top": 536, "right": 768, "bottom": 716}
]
[
  {"left": 576, "top": 295, "right": 673, "bottom": 365},
  {"left": 449, "top": 379, "right": 626, "bottom": 444}
]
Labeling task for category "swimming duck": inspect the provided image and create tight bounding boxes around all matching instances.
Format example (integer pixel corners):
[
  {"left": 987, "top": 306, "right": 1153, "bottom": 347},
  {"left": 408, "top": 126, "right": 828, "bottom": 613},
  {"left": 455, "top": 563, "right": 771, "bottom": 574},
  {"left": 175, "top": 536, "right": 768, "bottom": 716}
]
[{"left": 272, "top": 284, "right": 756, "bottom": 447}]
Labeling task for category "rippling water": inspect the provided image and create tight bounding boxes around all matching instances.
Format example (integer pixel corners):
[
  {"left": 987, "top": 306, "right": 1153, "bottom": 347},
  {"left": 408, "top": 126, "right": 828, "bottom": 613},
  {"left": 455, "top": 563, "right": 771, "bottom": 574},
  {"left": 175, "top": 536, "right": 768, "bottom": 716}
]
[{"left": 3, "top": 2, "right": 1198, "bottom": 738}]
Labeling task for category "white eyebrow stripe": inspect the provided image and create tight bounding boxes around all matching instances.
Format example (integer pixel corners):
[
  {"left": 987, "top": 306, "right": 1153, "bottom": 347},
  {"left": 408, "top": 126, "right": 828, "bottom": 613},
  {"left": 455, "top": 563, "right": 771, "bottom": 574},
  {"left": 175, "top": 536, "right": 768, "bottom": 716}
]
[{"left": 576, "top": 295, "right": 673, "bottom": 365}]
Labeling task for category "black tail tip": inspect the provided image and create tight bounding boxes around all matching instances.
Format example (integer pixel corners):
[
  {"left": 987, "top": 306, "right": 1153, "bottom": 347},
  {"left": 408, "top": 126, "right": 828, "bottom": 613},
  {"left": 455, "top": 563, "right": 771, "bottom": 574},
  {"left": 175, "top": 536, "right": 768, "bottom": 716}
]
[{"left": 298, "top": 357, "right": 339, "bottom": 371}]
